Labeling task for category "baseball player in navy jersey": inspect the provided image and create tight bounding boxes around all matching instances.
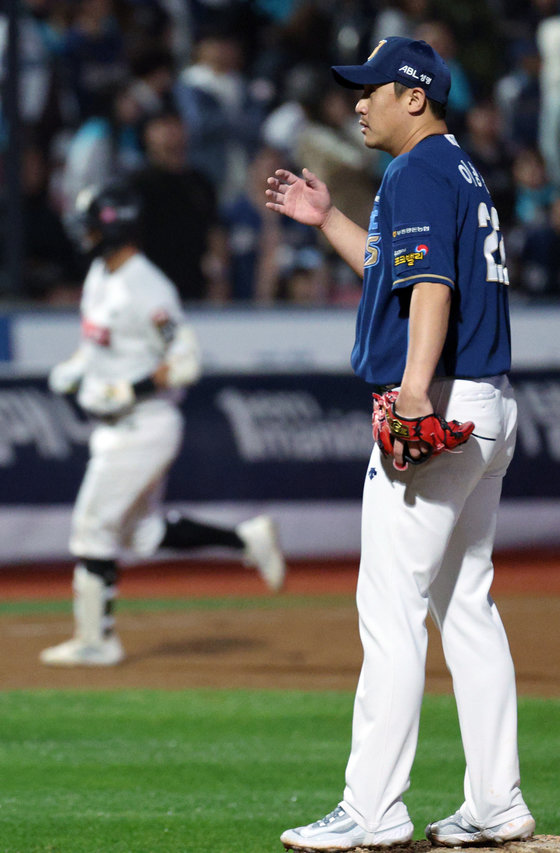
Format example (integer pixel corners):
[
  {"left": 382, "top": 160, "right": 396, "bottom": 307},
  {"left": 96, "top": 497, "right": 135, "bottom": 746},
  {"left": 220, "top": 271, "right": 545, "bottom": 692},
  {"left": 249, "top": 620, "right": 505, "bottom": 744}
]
[
  {"left": 266, "top": 37, "right": 535, "bottom": 852},
  {"left": 40, "top": 180, "right": 285, "bottom": 668}
]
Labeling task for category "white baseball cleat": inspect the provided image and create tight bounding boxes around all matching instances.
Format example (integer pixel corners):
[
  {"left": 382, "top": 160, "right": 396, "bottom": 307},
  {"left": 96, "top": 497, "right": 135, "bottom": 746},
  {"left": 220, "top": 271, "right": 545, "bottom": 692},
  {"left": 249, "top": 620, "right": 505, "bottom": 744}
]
[
  {"left": 39, "top": 635, "right": 125, "bottom": 667},
  {"left": 236, "top": 515, "right": 286, "bottom": 592},
  {"left": 281, "top": 805, "right": 414, "bottom": 851},
  {"left": 425, "top": 810, "right": 536, "bottom": 846}
]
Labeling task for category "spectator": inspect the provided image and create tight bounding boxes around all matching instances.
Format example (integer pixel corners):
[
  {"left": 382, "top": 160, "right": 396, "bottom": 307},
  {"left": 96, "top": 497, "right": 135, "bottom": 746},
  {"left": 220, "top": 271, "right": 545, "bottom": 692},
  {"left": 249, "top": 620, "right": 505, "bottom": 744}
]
[
  {"left": 2, "top": 0, "right": 560, "bottom": 305},
  {"left": 261, "top": 71, "right": 376, "bottom": 303},
  {"left": 493, "top": 0, "right": 556, "bottom": 32},
  {"left": 414, "top": 20, "right": 474, "bottom": 134},
  {"left": 61, "top": 0, "right": 128, "bottom": 123},
  {"left": 132, "top": 111, "right": 228, "bottom": 302},
  {"left": 371, "top": 0, "right": 432, "bottom": 44},
  {"left": 329, "top": 0, "right": 371, "bottom": 66},
  {"left": 127, "top": 46, "right": 177, "bottom": 119},
  {"left": 262, "top": 68, "right": 377, "bottom": 222},
  {"left": 276, "top": 246, "right": 330, "bottom": 305},
  {"left": 270, "top": 2, "right": 336, "bottom": 69},
  {"left": 512, "top": 147, "right": 555, "bottom": 226},
  {"left": 517, "top": 194, "right": 560, "bottom": 296},
  {"left": 113, "top": 0, "right": 171, "bottom": 58},
  {"left": 266, "top": 73, "right": 378, "bottom": 303},
  {"left": 59, "top": 79, "right": 146, "bottom": 214},
  {"left": 494, "top": 39, "right": 541, "bottom": 150},
  {"left": 428, "top": 0, "right": 503, "bottom": 94},
  {"left": 0, "top": 0, "right": 72, "bottom": 148},
  {"left": 174, "top": 29, "right": 266, "bottom": 203},
  {"left": 222, "top": 144, "right": 319, "bottom": 302},
  {"left": 156, "top": 0, "right": 192, "bottom": 67},
  {"left": 462, "top": 100, "right": 516, "bottom": 229},
  {"left": 260, "top": 62, "right": 324, "bottom": 159},
  {"left": 0, "top": 141, "right": 82, "bottom": 301},
  {"left": 296, "top": 82, "right": 378, "bottom": 227}
]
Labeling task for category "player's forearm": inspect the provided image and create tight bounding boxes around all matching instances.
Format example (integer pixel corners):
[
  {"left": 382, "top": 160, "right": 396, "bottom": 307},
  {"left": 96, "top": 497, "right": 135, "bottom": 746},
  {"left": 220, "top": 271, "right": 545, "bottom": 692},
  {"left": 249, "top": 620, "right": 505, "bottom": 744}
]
[
  {"left": 48, "top": 347, "right": 89, "bottom": 394},
  {"left": 319, "top": 207, "right": 367, "bottom": 278},
  {"left": 397, "top": 282, "right": 452, "bottom": 416},
  {"left": 156, "top": 324, "right": 202, "bottom": 389}
]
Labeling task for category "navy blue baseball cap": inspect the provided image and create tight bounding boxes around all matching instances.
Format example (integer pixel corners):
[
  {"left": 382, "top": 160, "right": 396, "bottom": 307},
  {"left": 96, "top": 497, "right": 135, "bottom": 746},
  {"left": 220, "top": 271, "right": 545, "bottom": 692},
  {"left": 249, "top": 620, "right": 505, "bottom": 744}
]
[{"left": 332, "top": 36, "right": 451, "bottom": 105}]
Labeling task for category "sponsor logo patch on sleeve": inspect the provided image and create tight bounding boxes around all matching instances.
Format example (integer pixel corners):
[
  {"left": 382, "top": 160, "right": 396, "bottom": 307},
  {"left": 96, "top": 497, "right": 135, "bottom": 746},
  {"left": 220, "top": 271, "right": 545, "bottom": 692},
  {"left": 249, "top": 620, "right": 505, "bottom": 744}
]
[
  {"left": 392, "top": 223, "right": 431, "bottom": 274},
  {"left": 152, "top": 309, "right": 177, "bottom": 343},
  {"left": 81, "top": 318, "right": 111, "bottom": 346}
]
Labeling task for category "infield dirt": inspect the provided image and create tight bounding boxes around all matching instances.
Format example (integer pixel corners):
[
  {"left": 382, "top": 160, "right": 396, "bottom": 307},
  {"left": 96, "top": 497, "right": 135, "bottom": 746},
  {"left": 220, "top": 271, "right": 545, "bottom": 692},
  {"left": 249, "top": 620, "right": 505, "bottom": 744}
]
[{"left": 0, "top": 556, "right": 558, "bottom": 695}]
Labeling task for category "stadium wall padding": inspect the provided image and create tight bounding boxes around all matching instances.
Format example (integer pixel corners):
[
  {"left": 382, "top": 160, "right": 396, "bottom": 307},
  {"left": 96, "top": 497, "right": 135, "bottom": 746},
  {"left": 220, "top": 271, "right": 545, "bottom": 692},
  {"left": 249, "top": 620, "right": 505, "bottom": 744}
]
[{"left": 0, "top": 370, "right": 558, "bottom": 561}]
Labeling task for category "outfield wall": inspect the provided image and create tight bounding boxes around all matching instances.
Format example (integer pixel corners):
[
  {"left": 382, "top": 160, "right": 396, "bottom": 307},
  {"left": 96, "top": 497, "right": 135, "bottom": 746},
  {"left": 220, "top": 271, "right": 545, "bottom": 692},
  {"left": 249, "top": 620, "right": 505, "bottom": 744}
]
[{"left": 0, "top": 304, "right": 558, "bottom": 562}]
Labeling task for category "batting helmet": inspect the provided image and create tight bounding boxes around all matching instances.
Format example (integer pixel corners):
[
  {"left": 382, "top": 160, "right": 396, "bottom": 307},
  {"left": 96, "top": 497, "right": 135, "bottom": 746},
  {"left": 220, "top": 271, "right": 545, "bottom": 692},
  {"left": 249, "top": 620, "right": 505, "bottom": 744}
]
[{"left": 67, "top": 180, "right": 142, "bottom": 255}]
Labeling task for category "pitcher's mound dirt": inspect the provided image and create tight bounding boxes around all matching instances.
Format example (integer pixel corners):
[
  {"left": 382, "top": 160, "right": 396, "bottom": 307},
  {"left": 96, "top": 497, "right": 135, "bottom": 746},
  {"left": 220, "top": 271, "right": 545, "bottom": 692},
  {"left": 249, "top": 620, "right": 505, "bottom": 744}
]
[{"left": 352, "top": 840, "right": 560, "bottom": 853}]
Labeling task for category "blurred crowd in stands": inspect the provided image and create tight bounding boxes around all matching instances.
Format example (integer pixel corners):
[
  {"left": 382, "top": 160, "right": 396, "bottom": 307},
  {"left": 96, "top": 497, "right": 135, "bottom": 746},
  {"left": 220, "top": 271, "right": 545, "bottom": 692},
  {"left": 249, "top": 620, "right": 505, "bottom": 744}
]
[{"left": 1, "top": 0, "right": 560, "bottom": 305}]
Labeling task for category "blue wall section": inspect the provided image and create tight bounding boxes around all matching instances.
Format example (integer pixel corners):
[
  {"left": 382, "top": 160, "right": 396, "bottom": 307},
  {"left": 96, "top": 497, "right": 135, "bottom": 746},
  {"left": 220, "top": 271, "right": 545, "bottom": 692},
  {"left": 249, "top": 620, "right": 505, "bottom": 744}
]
[{"left": 0, "top": 314, "right": 12, "bottom": 361}]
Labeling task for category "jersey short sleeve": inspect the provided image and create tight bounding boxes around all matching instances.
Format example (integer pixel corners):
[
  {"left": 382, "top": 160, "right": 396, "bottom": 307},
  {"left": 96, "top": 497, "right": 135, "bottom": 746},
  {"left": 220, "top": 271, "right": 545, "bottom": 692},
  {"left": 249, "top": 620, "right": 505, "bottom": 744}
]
[
  {"left": 132, "top": 257, "right": 184, "bottom": 326},
  {"left": 389, "top": 162, "right": 456, "bottom": 291},
  {"left": 123, "top": 255, "right": 186, "bottom": 360}
]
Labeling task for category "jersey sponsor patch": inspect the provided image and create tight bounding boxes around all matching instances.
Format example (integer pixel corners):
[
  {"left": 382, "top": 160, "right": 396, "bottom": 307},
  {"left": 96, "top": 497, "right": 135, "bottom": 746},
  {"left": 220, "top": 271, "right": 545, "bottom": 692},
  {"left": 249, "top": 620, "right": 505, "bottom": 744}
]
[
  {"left": 81, "top": 318, "right": 111, "bottom": 346},
  {"left": 152, "top": 309, "right": 177, "bottom": 343},
  {"left": 393, "top": 241, "right": 431, "bottom": 272},
  {"left": 392, "top": 223, "right": 430, "bottom": 238},
  {"left": 392, "top": 223, "right": 431, "bottom": 275}
]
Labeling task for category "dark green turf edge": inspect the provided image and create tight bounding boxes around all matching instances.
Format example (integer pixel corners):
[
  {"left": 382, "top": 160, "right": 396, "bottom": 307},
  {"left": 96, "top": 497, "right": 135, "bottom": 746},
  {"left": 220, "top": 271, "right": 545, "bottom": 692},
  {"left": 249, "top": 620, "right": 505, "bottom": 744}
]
[{"left": 0, "top": 594, "right": 355, "bottom": 617}]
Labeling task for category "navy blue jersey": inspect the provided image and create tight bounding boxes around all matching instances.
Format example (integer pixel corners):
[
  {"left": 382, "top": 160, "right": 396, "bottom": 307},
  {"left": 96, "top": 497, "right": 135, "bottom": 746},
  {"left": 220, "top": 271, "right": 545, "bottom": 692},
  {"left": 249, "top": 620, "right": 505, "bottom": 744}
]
[{"left": 351, "top": 134, "right": 512, "bottom": 385}]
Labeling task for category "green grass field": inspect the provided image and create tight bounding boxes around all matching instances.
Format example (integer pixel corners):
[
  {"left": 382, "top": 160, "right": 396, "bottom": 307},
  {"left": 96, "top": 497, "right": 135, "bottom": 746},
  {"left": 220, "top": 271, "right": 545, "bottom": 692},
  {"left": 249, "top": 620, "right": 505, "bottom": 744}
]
[{"left": 0, "top": 688, "right": 558, "bottom": 853}]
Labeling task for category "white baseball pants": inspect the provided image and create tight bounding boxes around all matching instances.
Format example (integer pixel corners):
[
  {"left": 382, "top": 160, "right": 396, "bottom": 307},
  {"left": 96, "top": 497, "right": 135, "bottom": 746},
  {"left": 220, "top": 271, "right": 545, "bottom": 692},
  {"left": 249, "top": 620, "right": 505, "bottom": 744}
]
[
  {"left": 69, "top": 401, "right": 183, "bottom": 559},
  {"left": 342, "top": 375, "right": 532, "bottom": 833}
]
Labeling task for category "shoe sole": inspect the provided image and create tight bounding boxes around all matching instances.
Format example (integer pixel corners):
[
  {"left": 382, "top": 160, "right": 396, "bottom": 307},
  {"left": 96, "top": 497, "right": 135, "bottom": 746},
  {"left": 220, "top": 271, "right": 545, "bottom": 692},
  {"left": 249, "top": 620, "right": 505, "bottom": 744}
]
[
  {"left": 39, "top": 651, "right": 125, "bottom": 667},
  {"left": 426, "top": 836, "right": 534, "bottom": 848},
  {"left": 282, "top": 845, "right": 413, "bottom": 852},
  {"left": 282, "top": 836, "right": 414, "bottom": 852},
  {"left": 426, "top": 817, "right": 535, "bottom": 847}
]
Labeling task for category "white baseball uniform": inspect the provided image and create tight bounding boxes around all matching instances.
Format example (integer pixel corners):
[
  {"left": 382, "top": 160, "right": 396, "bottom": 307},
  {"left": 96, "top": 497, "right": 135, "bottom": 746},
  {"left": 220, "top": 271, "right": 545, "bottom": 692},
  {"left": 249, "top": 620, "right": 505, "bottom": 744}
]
[{"left": 67, "top": 252, "right": 196, "bottom": 560}]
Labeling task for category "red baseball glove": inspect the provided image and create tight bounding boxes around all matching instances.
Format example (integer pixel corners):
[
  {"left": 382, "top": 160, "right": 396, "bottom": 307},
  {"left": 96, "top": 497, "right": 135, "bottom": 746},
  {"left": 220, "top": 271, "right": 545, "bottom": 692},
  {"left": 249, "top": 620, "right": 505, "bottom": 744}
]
[{"left": 372, "top": 390, "right": 475, "bottom": 471}]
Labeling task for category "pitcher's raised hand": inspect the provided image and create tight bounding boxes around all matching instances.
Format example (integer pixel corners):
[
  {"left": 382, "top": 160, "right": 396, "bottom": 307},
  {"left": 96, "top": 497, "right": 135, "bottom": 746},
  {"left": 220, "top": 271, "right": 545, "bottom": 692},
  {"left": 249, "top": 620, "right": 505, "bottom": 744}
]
[{"left": 265, "top": 168, "right": 332, "bottom": 228}]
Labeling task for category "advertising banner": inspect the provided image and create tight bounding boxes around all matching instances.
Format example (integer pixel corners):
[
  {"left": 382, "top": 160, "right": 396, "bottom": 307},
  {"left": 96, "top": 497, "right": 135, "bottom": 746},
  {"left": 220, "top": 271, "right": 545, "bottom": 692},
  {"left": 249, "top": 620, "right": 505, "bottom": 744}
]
[{"left": 0, "top": 372, "right": 558, "bottom": 559}]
